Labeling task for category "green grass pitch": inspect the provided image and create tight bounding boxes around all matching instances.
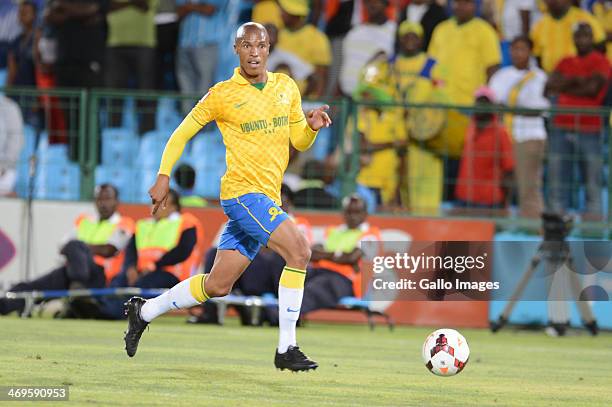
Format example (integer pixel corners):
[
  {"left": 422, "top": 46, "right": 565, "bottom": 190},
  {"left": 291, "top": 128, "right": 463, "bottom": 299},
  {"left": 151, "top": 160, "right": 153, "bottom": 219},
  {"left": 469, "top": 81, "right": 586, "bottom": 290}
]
[{"left": 1, "top": 316, "right": 611, "bottom": 406}]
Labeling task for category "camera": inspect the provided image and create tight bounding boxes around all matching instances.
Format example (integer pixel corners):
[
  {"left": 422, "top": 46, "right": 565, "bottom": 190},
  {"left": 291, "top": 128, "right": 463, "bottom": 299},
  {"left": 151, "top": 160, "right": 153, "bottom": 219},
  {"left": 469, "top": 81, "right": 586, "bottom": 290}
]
[{"left": 541, "top": 212, "right": 573, "bottom": 242}]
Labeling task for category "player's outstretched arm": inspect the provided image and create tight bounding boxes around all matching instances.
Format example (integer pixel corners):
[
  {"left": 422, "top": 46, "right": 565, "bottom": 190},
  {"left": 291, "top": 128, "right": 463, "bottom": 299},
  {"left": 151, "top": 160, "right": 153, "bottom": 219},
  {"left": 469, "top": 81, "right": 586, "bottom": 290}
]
[
  {"left": 290, "top": 105, "right": 332, "bottom": 151},
  {"left": 149, "top": 114, "right": 203, "bottom": 214}
]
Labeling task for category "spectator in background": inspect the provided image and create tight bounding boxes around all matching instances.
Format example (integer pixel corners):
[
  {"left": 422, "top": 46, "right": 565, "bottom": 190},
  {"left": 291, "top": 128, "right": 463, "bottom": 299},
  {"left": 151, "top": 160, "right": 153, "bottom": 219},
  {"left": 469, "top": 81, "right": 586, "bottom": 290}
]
[
  {"left": 324, "top": 0, "right": 357, "bottom": 96},
  {"left": 401, "top": 0, "right": 448, "bottom": 50},
  {"left": 155, "top": 0, "right": 179, "bottom": 90},
  {"left": 428, "top": 0, "right": 501, "bottom": 106},
  {"left": 0, "top": 94, "right": 23, "bottom": 196},
  {"left": 112, "top": 189, "right": 203, "bottom": 289},
  {"left": 251, "top": 0, "right": 284, "bottom": 30},
  {"left": 392, "top": 21, "right": 444, "bottom": 215},
  {"left": 592, "top": 0, "right": 612, "bottom": 64},
  {"left": 303, "top": 195, "right": 381, "bottom": 314},
  {"left": 530, "top": 0, "right": 605, "bottom": 73},
  {"left": 174, "top": 163, "right": 208, "bottom": 207},
  {"left": 99, "top": 189, "right": 204, "bottom": 319},
  {"left": 339, "top": 0, "right": 397, "bottom": 96},
  {"left": 294, "top": 159, "right": 338, "bottom": 209},
  {"left": 34, "top": 3, "right": 68, "bottom": 144},
  {"left": 545, "top": 23, "right": 610, "bottom": 218},
  {"left": 0, "top": 184, "right": 135, "bottom": 316},
  {"left": 106, "top": 0, "right": 158, "bottom": 133},
  {"left": 352, "top": 55, "right": 407, "bottom": 209},
  {"left": 7, "top": 1, "right": 38, "bottom": 126},
  {"left": 0, "top": 0, "right": 21, "bottom": 84},
  {"left": 489, "top": 36, "right": 548, "bottom": 219},
  {"left": 496, "top": 0, "right": 542, "bottom": 41},
  {"left": 277, "top": 0, "right": 331, "bottom": 97},
  {"left": 45, "top": 0, "right": 109, "bottom": 88},
  {"left": 265, "top": 23, "right": 315, "bottom": 95},
  {"left": 175, "top": 0, "right": 225, "bottom": 112},
  {"left": 7, "top": 1, "right": 37, "bottom": 88},
  {"left": 454, "top": 87, "right": 515, "bottom": 213}
]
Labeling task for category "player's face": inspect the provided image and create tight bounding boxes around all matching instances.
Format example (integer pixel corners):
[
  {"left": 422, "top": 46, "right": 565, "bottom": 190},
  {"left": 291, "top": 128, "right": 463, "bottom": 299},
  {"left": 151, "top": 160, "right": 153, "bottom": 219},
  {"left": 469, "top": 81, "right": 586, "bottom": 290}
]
[
  {"left": 344, "top": 201, "right": 367, "bottom": 229},
  {"left": 95, "top": 187, "right": 118, "bottom": 221},
  {"left": 235, "top": 29, "right": 270, "bottom": 79}
]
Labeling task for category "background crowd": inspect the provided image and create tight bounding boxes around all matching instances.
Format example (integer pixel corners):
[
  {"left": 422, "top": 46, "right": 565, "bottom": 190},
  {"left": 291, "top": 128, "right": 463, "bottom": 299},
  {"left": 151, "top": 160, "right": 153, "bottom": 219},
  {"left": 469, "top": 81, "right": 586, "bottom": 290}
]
[{"left": 0, "top": 0, "right": 611, "bottom": 220}]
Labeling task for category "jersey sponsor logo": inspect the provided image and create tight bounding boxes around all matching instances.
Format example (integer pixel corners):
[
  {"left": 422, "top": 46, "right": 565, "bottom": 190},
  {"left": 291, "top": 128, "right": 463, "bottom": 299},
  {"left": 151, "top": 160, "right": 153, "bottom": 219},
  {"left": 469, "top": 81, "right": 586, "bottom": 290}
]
[
  {"left": 240, "top": 119, "right": 268, "bottom": 133},
  {"left": 239, "top": 116, "right": 289, "bottom": 133},
  {"left": 272, "top": 115, "right": 288, "bottom": 128}
]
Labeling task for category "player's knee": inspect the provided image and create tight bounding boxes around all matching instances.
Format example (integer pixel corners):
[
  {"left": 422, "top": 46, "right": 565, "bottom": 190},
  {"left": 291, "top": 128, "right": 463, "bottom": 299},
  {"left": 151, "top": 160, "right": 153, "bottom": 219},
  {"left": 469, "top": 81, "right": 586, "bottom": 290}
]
[
  {"left": 286, "top": 237, "right": 311, "bottom": 267},
  {"left": 204, "top": 280, "right": 233, "bottom": 298}
]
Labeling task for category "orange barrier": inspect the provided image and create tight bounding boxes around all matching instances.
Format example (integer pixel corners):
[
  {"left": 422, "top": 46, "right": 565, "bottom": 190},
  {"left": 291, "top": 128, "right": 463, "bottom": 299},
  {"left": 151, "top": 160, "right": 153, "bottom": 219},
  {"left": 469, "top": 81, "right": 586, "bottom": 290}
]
[{"left": 119, "top": 205, "right": 495, "bottom": 328}]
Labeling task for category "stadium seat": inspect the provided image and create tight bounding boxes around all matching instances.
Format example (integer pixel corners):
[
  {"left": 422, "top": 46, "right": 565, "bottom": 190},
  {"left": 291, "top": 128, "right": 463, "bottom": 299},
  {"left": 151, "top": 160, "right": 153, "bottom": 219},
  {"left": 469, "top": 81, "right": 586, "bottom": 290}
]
[
  {"left": 32, "top": 135, "right": 80, "bottom": 200},
  {"left": 95, "top": 165, "right": 136, "bottom": 202},
  {"left": 134, "top": 168, "right": 159, "bottom": 203},
  {"left": 101, "top": 127, "right": 139, "bottom": 166},
  {"left": 188, "top": 131, "right": 226, "bottom": 198},
  {"left": 14, "top": 125, "right": 39, "bottom": 197},
  {"left": 34, "top": 161, "right": 80, "bottom": 201},
  {"left": 138, "top": 130, "right": 169, "bottom": 169},
  {"left": 156, "top": 97, "right": 182, "bottom": 131}
]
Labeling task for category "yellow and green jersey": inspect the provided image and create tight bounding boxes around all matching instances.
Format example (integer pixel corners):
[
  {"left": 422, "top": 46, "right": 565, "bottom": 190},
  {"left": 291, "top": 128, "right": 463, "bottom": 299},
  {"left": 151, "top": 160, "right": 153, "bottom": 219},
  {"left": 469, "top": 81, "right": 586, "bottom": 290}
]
[{"left": 159, "top": 68, "right": 317, "bottom": 204}]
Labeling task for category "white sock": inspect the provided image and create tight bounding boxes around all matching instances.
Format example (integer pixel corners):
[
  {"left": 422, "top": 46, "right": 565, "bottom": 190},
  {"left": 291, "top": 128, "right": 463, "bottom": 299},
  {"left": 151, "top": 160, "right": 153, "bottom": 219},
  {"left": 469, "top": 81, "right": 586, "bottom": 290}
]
[
  {"left": 277, "top": 267, "right": 306, "bottom": 353},
  {"left": 140, "top": 274, "right": 209, "bottom": 322}
]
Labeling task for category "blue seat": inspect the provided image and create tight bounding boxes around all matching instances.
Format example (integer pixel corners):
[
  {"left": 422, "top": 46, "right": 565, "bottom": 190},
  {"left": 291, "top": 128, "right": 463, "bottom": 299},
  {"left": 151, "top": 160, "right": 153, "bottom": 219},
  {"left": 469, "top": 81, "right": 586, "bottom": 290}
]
[
  {"left": 95, "top": 165, "right": 136, "bottom": 202},
  {"left": 34, "top": 161, "right": 80, "bottom": 200},
  {"left": 15, "top": 125, "right": 39, "bottom": 197},
  {"left": 189, "top": 132, "right": 225, "bottom": 198},
  {"left": 101, "top": 128, "right": 139, "bottom": 166},
  {"left": 138, "top": 130, "right": 168, "bottom": 169},
  {"left": 156, "top": 98, "right": 182, "bottom": 131},
  {"left": 134, "top": 169, "right": 158, "bottom": 203}
]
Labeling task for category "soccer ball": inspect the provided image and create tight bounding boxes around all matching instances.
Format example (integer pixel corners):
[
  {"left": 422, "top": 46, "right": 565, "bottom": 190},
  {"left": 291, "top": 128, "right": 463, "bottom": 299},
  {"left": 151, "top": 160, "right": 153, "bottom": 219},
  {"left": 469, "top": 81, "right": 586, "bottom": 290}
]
[{"left": 422, "top": 328, "right": 470, "bottom": 376}]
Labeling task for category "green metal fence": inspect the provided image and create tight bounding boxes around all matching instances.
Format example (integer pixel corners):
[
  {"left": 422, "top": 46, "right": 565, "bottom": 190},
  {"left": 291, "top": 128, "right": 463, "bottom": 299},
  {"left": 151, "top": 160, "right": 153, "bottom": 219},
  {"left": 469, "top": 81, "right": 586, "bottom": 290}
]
[{"left": 2, "top": 86, "right": 611, "bottom": 234}]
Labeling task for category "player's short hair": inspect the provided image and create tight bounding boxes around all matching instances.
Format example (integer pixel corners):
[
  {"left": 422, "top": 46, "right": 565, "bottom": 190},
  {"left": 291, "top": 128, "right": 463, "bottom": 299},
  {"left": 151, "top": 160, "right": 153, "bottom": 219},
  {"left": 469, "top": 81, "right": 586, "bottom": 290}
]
[
  {"left": 342, "top": 194, "right": 366, "bottom": 210},
  {"left": 95, "top": 183, "right": 119, "bottom": 199},
  {"left": 235, "top": 22, "right": 268, "bottom": 44},
  {"left": 510, "top": 35, "right": 533, "bottom": 50}
]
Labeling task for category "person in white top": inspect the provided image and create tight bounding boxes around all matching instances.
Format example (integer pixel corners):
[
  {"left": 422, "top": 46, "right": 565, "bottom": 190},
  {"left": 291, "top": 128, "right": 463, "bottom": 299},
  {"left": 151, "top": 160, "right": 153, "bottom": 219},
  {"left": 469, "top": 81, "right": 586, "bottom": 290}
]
[
  {"left": 0, "top": 95, "right": 23, "bottom": 196},
  {"left": 499, "top": 0, "right": 542, "bottom": 41},
  {"left": 339, "top": 0, "right": 397, "bottom": 96},
  {"left": 489, "top": 35, "right": 549, "bottom": 218}
]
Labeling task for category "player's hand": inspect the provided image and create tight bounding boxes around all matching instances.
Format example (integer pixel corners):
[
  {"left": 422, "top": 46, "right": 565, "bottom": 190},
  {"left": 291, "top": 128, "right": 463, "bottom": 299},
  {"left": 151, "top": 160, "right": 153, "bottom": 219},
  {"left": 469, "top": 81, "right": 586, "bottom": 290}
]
[
  {"left": 306, "top": 105, "right": 332, "bottom": 131},
  {"left": 148, "top": 174, "right": 170, "bottom": 215}
]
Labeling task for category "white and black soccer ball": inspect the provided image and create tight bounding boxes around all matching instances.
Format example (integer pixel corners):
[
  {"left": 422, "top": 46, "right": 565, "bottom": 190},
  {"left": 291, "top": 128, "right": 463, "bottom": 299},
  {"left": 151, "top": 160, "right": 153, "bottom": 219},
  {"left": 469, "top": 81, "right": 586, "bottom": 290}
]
[{"left": 422, "top": 328, "right": 470, "bottom": 376}]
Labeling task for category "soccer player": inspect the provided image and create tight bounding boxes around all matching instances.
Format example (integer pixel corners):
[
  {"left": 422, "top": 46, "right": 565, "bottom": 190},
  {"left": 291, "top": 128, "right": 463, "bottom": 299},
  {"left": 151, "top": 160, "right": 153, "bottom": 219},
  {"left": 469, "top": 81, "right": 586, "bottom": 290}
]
[{"left": 123, "top": 22, "right": 331, "bottom": 372}]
